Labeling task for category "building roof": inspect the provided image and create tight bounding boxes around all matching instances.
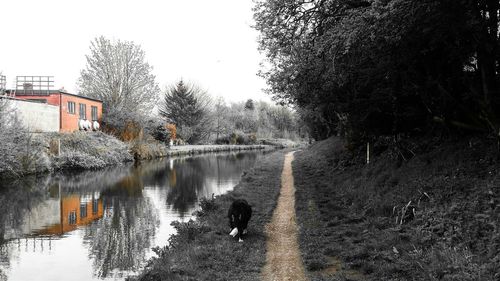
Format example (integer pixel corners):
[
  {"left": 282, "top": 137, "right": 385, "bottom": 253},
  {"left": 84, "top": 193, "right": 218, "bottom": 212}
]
[
  {"left": 0, "top": 95, "right": 59, "bottom": 106},
  {"left": 5, "top": 89, "right": 103, "bottom": 103}
]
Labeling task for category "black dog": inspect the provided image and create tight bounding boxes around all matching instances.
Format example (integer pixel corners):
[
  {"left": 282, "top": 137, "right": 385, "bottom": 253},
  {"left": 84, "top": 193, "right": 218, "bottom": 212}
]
[{"left": 227, "top": 199, "right": 252, "bottom": 242}]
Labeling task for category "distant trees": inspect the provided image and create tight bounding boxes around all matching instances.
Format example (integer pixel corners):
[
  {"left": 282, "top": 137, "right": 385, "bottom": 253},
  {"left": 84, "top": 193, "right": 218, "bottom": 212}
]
[
  {"left": 254, "top": 0, "right": 500, "bottom": 143},
  {"left": 158, "top": 81, "right": 302, "bottom": 144},
  {"left": 78, "top": 36, "right": 160, "bottom": 130},
  {"left": 213, "top": 99, "right": 303, "bottom": 142},
  {"left": 159, "top": 80, "right": 212, "bottom": 144}
]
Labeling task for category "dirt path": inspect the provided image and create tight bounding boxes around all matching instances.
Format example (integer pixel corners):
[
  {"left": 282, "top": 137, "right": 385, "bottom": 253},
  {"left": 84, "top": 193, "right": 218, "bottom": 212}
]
[{"left": 261, "top": 151, "right": 308, "bottom": 281}]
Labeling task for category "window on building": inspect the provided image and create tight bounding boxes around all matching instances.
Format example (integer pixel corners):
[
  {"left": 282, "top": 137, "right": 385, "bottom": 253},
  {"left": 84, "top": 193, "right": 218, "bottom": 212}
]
[
  {"left": 92, "top": 198, "right": 99, "bottom": 214},
  {"left": 68, "top": 101, "right": 76, "bottom": 114},
  {"left": 68, "top": 211, "right": 77, "bottom": 225},
  {"left": 91, "top": 106, "right": 98, "bottom": 121},
  {"left": 79, "top": 103, "right": 86, "bottom": 119},
  {"left": 80, "top": 203, "right": 87, "bottom": 219}
]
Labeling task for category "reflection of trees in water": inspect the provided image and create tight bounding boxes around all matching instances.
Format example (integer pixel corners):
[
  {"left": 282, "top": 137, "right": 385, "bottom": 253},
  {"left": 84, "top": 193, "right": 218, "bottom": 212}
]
[
  {"left": 0, "top": 176, "right": 51, "bottom": 273},
  {"left": 52, "top": 164, "right": 134, "bottom": 192},
  {"left": 136, "top": 159, "right": 171, "bottom": 188},
  {"left": 83, "top": 194, "right": 159, "bottom": 278},
  {"left": 166, "top": 158, "right": 205, "bottom": 215},
  {"left": 164, "top": 152, "right": 260, "bottom": 215}
]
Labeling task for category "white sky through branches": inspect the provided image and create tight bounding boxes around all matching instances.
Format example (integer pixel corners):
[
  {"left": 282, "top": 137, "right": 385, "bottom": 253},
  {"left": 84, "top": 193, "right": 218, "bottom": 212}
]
[{"left": 0, "top": 0, "right": 270, "bottom": 103}]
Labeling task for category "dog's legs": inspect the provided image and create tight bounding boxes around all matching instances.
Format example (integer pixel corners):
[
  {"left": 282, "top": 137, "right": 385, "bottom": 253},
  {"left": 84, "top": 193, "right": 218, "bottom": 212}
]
[{"left": 241, "top": 219, "right": 249, "bottom": 235}]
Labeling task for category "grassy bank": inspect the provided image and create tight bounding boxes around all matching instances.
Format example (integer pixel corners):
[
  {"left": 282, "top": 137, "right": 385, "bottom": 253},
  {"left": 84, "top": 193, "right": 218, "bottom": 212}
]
[
  {"left": 293, "top": 137, "right": 500, "bottom": 280},
  {"left": 132, "top": 150, "right": 287, "bottom": 281},
  {"left": 53, "top": 131, "right": 134, "bottom": 169},
  {"left": 0, "top": 131, "right": 134, "bottom": 179}
]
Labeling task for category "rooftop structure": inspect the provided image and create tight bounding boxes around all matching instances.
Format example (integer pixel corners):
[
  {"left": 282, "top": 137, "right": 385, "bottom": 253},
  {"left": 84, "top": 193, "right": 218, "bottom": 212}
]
[
  {"left": 15, "top": 75, "right": 54, "bottom": 95},
  {"left": 3, "top": 75, "right": 103, "bottom": 132}
]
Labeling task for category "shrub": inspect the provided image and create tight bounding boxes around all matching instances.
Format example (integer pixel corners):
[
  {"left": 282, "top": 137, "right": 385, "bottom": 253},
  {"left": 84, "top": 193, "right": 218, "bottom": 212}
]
[
  {"left": 215, "top": 132, "right": 257, "bottom": 145},
  {"left": 54, "top": 151, "right": 106, "bottom": 170},
  {"left": 195, "top": 196, "right": 219, "bottom": 217},
  {"left": 129, "top": 137, "right": 167, "bottom": 160},
  {"left": 166, "top": 123, "right": 176, "bottom": 141},
  {"left": 49, "top": 131, "right": 133, "bottom": 171},
  {"left": 144, "top": 119, "right": 171, "bottom": 145},
  {"left": 152, "top": 125, "right": 170, "bottom": 145},
  {"left": 168, "top": 220, "right": 211, "bottom": 245},
  {"left": 0, "top": 128, "right": 51, "bottom": 178},
  {"left": 214, "top": 135, "right": 231, "bottom": 144}
]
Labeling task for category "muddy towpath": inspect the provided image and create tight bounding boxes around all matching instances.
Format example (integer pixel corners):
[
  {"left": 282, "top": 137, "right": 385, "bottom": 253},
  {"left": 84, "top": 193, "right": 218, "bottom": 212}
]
[{"left": 262, "top": 151, "right": 308, "bottom": 281}]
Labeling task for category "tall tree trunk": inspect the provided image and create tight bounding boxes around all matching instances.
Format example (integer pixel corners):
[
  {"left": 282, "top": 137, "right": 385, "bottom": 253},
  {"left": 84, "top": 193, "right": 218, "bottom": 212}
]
[{"left": 475, "top": 0, "right": 500, "bottom": 134}]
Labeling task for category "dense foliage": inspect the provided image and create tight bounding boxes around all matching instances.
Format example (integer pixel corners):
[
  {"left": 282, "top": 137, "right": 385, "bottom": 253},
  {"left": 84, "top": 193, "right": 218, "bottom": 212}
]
[
  {"left": 211, "top": 98, "right": 305, "bottom": 143},
  {"left": 254, "top": 0, "right": 500, "bottom": 142}
]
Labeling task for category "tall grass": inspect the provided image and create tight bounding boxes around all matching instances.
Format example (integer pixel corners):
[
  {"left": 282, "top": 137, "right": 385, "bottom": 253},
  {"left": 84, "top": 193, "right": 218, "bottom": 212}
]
[{"left": 293, "top": 136, "right": 499, "bottom": 280}]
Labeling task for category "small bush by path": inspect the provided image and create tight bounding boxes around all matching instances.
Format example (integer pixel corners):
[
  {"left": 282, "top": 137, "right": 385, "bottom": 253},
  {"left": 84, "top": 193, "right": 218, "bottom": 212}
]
[{"left": 132, "top": 150, "right": 287, "bottom": 281}]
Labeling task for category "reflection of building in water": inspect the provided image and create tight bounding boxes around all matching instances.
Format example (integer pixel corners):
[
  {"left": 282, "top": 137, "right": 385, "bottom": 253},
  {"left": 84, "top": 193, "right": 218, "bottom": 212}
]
[
  {"left": 38, "top": 194, "right": 104, "bottom": 235},
  {"left": 3, "top": 190, "right": 105, "bottom": 239}
]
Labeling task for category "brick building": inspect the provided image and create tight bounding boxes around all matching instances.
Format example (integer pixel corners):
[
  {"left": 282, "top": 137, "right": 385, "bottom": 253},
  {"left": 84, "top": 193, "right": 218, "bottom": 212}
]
[{"left": 7, "top": 89, "right": 103, "bottom": 132}]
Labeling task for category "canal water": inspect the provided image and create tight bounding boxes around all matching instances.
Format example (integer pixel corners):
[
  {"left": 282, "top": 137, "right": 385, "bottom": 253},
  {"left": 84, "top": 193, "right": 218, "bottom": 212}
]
[{"left": 0, "top": 151, "right": 266, "bottom": 281}]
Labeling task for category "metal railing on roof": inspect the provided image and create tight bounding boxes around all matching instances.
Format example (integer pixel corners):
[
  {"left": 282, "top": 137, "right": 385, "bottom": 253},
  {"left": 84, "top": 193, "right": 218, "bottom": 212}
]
[{"left": 15, "top": 76, "right": 54, "bottom": 95}]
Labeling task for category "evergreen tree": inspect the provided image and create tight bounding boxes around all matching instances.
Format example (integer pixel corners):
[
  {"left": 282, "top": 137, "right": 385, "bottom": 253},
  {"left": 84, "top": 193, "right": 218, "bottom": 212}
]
[
  {"left": 159, "top": 80, "right": 211, "bottom": 144},
  {"left": 244, "top": 99, "right": 255, "bottom": 111}
]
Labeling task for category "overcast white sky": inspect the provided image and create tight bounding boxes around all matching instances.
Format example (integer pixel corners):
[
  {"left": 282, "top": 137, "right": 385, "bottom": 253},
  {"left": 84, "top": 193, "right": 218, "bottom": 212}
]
[{"left": 0, "top": 0, "right": 271, "bottom": 103}]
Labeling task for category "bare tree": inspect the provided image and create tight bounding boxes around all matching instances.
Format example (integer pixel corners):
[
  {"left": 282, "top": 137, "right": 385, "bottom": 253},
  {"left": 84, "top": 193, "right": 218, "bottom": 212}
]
[
  {"left": 212, "top": 96, "right": 230, "bottom": 140},
  {"left": 78, "top": 36, "right": 160, "bottom": 128}
]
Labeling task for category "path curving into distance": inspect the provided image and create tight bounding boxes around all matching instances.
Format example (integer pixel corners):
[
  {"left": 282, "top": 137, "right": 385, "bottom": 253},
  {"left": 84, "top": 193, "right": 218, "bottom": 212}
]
[{"left": 261, "top": 151, "right": 308, "bottom": 281}]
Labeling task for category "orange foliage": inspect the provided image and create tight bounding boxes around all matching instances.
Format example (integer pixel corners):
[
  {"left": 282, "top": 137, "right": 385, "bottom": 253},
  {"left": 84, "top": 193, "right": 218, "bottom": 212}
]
[
  {"left": 120, "top": 121, "right": 143, "bottom": 141},
  {"left": 166, "top": 123, "right": 177, "bottom": 140}
]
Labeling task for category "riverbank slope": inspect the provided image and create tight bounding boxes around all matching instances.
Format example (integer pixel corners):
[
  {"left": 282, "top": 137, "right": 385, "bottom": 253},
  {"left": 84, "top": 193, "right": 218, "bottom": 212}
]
[
  {"left": 0, "top": 131, "right": 134, "bottom": 179},
  {"left": 293, "top": 136, "right": 500, "bottom": 280},
  {"left": 0, "top": 132, "right": 283, "bottom": 179},
  {"left": 133, "top": 150, "right": 287, "bottom": 281}
]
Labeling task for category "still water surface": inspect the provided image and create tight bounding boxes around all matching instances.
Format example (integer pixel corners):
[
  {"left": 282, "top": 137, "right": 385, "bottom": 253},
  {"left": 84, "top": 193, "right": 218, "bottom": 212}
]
[{"left": 0, "top": 151, "right": 266, "bottom": 281}]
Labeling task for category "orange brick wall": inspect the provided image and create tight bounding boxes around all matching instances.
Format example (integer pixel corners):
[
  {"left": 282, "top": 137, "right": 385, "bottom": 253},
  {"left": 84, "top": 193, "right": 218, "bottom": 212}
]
[
  {"left": 15, "top": 92, "right": 102, "bottom": 132},
  {"left": 60, "top": 94, "right": 102, "bottom": 132}
]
